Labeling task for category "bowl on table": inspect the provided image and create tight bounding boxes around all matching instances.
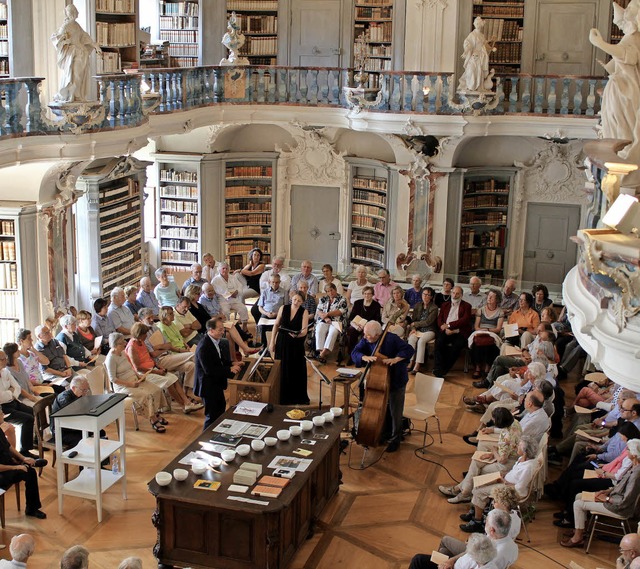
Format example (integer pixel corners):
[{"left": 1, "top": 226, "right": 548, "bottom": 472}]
[
  {"left": 251, "top": 439, "right": 266, "bottom": 452},
  {"left": 289, "top": 425, "right": 303, "bottom": 436},
  {"left": 221, "top": 449, "right": 236, "bottom": 463},
  {"left": 312, "top": 415, "right": 326, "bottom": 427},
  {"left": 323, "top": 411, "right": 334, "bottom": 422},
  {"left": 172, "top": 468, "right": 189, "bottom": 481},
  {"left": 300, "top": 420, "right": 313, "bottom": 431},
  {"left": 155, "top": 471, "right": 172, "bottom": 486},
  {"left": 236, "top": 444, "right": 251, "bottom": 456},
  {"left": 330, "top": 407, "right": 343, "bottom": 417},
  {"left": 191, "top": 461, "right": 207, "bottom": 475},
  {"left": 264, "top": 437, "right": 278, "bottom": 447},
  {"left": 277, "top": 429, "right": 291, "bottom": 441}
]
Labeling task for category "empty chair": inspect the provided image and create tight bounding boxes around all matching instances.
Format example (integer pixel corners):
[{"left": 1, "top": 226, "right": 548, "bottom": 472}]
[{"left": 403, "top": 373, "right": 444, "bottom": 451}]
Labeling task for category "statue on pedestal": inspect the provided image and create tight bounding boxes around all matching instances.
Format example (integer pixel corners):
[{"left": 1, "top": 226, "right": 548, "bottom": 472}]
[
  {"left": 51, "top": 3, "right": 102, "bottom": 103},
  {"left": 220, "top": 12, "right": 249, "bottom": 66},
  {"left": 458, "top": 17, "right": 495, "bottom": 93},
  {"left": 589, "top": 1, "right": 640, "bottom": 175}
]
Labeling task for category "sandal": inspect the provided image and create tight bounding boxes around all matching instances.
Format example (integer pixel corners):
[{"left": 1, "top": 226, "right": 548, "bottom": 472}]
[{"left": 151, "top": 421, "right": 166, "bottom": 433}]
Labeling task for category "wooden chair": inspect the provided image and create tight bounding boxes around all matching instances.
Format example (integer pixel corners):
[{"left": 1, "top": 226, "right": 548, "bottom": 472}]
[
  {"left": 403, "top": 373, "right": 444, "bottom": 451},
  {"left": 0, "top": 482, "right": 21, "bottom": 528},
  {"left": 32, "top": 394, "right": 69, "bottom": 477}
]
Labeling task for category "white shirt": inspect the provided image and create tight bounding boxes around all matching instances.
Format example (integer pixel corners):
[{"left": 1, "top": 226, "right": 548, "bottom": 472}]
[
  {"left": 0, "top": 368, "right": 21, "bottom": 404},
  {"left": 259, "top": 269, "right": 291, "bottom": 292},
  {"left": 213, "top": 273, "right": 242, "bottom": 299},
  {"left": 202, "top": 263, "right": 219, "bottom": 283},
  {"left": 0, "top": 560, "right": 27, "bottom": 569},
  {"left": 493, "top": 536, "right": 518, "bottom": 569},
  {"left": 508, "top": 510, "right": 521, "bottom": 540},
  {"left": 520, "top": 407, "right": 550, "bottom": 440},
  {"left": 504, "top": 457, "right": 538, "bottom": 497},
  {"left": 447, "top": 300, "right": 461, "bottom": 324}
]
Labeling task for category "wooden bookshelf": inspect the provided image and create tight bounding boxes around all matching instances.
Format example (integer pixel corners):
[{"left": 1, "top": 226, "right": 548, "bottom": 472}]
[
  {"left": 458, "top": 174, "right": 512, "bottom": 285},
  {"left": 227, "top": 0, "right": 279, "bottom": 66},
  {"left": 354, "top": 0, "right": 394, "bottom": 89},
  {"left": 0, "top": 1, "right": 8, "bottom": 77},
  {"left": 0, "top": 216, "right": 18, "bottom": 342},
  {"left": 157, "top": 157, "right": 202, "bottom": 273},
  {"left": 350, "top": 164, "right": 389, "bottom": 269},
  {"left": 159, "top": 0, "right": 200, "bottom": 67},
  {"left": 471, "top": 0, "right": 525, "bottom": 75},
  {"left": 95, "top": 0, "right": 139, "bottom": 73},
  {"left": 224, "top": 160, "right": 274, "bottom": 271}
]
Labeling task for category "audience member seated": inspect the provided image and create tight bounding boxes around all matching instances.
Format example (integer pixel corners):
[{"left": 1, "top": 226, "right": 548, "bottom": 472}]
[
  {"left": 91, "top": 298, "right": 116, "bottom": 354},
  {"left": 108, "top": 287, "right": 135, "bottom": 336},
  {"left": 181, "top": 263, "right": 208, "bottom": 295},
  {"left": 560, "top": 439, "right": 640, "bottom": 548},
  {"left": 212, "top": 263, "right": 249, "bottom": 331},
  {"left": 382, "top": 285, "right": 410, "bottom": 337},
  {"left": 123, "top": 285, "right": 143, "bottom": 318},
  {"left": 126, "top": 322, "right": 202, "bottom": 414},
  {"left": 118, "top": 557, "right": 142, "bottom": 569},
  {"left": 499, "top": 279, "right": 519, "bottom": 318},
  {"left": 137, "top": 308, "right": 197, "bottom": 399},
  {"left": 56, "top": 315, "right": 94, "bottom": 366},
  {"left": 199, "top": 283, "right": 223, "bottom": 319},
  {"left": 464, "top": 276, "right": 486, "bottom": 309},
  {"left": 469, "top": 290, "right": 504, "bottom": 380},
  {"left": 404, "top": 274, "right": 423, "bottom": 308},
  {"left": 346, "top": 265, "right": 371, "bottom": 306},
  {"left": 184, "top": 284, "right": 212, "bottom": 328},
  {"left": 16, "top": 329, "right": 64, "bottom": 395},
  {"left": 314, "top": 283, "right": 348, "bottom": 363},
  {"left": 374, "top": 269, "right": 396, "bottom": 306},
  {"left": 154, "top": 268, "right": 181, "bottom": 308},
  {"left": 319, "top": 264, "right": 344, "bottom": 296},
  {"left": 241, "top": 247, "right": 265, "bottom": 300},
  {"left": 105, "top": 333, "right": 169, "bottom": 434},
  {"left": 440, "top": 407, "right": 522, "bottom": 507},
  {"left": 60, "top": 545, "right": 89, "bottom": 569},
  {"left": 291, "top": 260, "right": 319, "bottom": 296},
  {"left": 3, "top": 343, "right": 42, "bottom": 407},
  {"left": 346, "top": 285, "right": 382, "bottom": 363},
  {"left": 51, "top": 377, "right": 103, "bottom": 448},
  {"left": 254, "top": 274, "right": 287, "bottom": 346},
  {"left": 0, "top": 534, "right": 35, "bottom": 568},
  {"left": 616, "top": 534, "right": 640, "bottom": 569},
  {"left": 174, "top": 296, "right": 203, "bottom": 347},
  {"left": 201, "top": 252, "right": 219, "bottom": 283},
  {"left": 433, "top": 286, "right": 473, "bottom": 378},
  {"left": 34, "top": 325, "right": 75, "bottom": 386},
  {"left": 259, "top": 256, "right": 290, "bottom": 292},
  {"left": 507, "top": 292, "right": 540, "bottom": 349},
  {"left": 531, "top": 283, "right": 552, "bottom": 317},
  {"left": 407, "top": 287, "right": 438, "bottom": 374},
  {"left": 0, "top": 416, "right": 47, "bottom": 518},
  {"left": 434, "top": 277, "right": 454, "bottom": 308},
  {"left": 74, "top": 311, "right": 102, "bottom": 359},
  {"left": 556, "top": 336, "right": 588, "bottom": 380},
  {"left": 296, "top": 279, "right": 317, "bottom": 316},
  {"left": 461, "top": 437, "right": 539, "bottom": 533},
  {"left": 136, "top": 276, "right": 159, "bottom": 316},
  {"left": 409, "top": 532, "right": 501, "bottom": 569}
]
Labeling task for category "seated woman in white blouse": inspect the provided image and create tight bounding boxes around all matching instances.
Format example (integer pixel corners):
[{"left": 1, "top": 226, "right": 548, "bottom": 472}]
[
  {"left": 314, "top": 283, "right": 348, "bottom": 364},
  {"left": 345, "top": 265, "right": 371, "bottom": 307}
]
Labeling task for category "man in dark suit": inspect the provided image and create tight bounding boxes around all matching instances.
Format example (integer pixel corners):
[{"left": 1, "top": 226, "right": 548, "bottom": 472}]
[
  {"left": 433, "top": 285, "right": 473, "bottom": 378},
  {"left": 194, "top": 318, "right": 243, "bottom": 430}
]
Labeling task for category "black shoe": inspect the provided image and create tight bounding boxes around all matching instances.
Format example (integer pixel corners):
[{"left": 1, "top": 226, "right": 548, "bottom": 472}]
[
  {"left": 472, "top": 379, "right": 490, "bottom": 389},
  {"left": 385, "top": 440, "right": 400, "bottom": 453},
  {"left": 460, "top": 510, "right": 475, "bottom": 522},
  {"left": 433, "top": 369, "right": 445, "bottom": 378},
  {"left": 460, "top": 519, "right": 484, "bottom": 533},
  {"left": 553, "top": 511, "right": 568, "bottom": 519},
  {"left": 20, "top": 450, "right": 38, "bottom": 460},
  {"left": 462, "top": 434, "right": 478, "bottom": 447},
  {"left": 25, "top": 509, "right": 46, "bottom": 519},
  {"left": 548, "top": 454, "right": 563, "bottom": 467},
  {"left": 33, "top": 458, "right": 48, "bottom": 468},
  {"left": 553, "top": 518, "right": 574, "bottom": 529}
]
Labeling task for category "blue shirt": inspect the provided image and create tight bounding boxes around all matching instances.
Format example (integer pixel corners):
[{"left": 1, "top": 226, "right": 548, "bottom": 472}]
[
  {"left": 404, "top": 288, "right": 422, "bottom": 308},
  {"left": 91, "top": 313, "right": 116, "bottom": 344},
  {"left": 199, "top": 294, "right": 223, "bottom": 318},
  {"left": 137, "top": 289, "right": 160, "bottom": 314},
  {"left": 291, "top": 273, "right": 319, "bottom": 296},
  {"left": 351, "top": 332, "right": 414, "bottom": 391},
  {"left": 124, "top": 299, "right": 144, "bottom": 316},
  {"left": 258, "top": 287, "right": 287, "bottom": 313}
]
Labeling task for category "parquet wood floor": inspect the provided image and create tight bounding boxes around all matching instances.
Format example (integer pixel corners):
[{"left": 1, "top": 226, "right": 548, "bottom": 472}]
[{"left": 0, "top": 357, "right": 619, "bottom": 568}]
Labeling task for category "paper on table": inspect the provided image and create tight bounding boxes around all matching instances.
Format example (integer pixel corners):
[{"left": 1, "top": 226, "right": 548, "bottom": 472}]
[
  {"left": 575, "top": 429, "right": 602, "bottom": 443},
  {"left": 472, "top": 450, "right": 497, "bottom": 464},
  {"left": 234, "top": 401, "right": 268, "bottom": 416},
  {"left": 178, "top": 451, "right": 201, "bottom": 465},
  {"left": 431, "top": 551, "right": 449, "bottom": 564},
  {"left": 473, "top": 471, "right": 502, "bottom": 488},
  {"left": 268, "top": 455, "right": 312, "bottom": 472},
  {"left": 574, "top": 405, "right": 594, "bottom": 414},
  {"left": 503, "top": 323, "right": 519, "bottom": 338},
  {"left": 93, "top": 335, "right": 103, "bottom": 350},
  {"left": 583, "top": 470, "right": 599, "bottom": 479}
]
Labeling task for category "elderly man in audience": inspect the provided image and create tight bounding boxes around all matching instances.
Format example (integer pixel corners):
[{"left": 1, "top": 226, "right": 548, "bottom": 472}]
[
  {"left": 296, "top": 279, "right": 317, "bottom": 316},
  {"left": 409, "top": 532, "right": 501, "bottom": 569},
  {"left": 60, "top": 545, "right": 89, "bottom": 569},
  {"left": 463, "top": 276, "right": 485, "bottom": 309},
  {"left": 174, "top": 296, "right": 203, "bottom": 347},
  {"left": 91, "top": 298, "right": 116, "bottom": 353},
  {"left": 373, "top": 268, "right": 396, "bottom": 306},
  {"left": 290, "top": 260, "right": 318, "bottom": 296},
  {"left": 201, "top": 252, "right": 219, "bottom": 282},
  {"left": 433, "top": 285, "right": 473, "bottom": 378},
  {"left": 499, "top": 279, "right": 519, "bottom": 317},
  {"left": 108, "top": 287, "right": 135, "bottom": 336},
  {"left": 614, "top": 533, "right": 640, "bottom": 569},
  {"left": 409, "top": 508, "right": 517, "bottom": 569},
  {"left": 34, "top": 325, "right": 75, "bottom": 385},
  {"left": 123, "top": 286, "right": 143, "bottom": 318},
  {"left": 182, "top": 263, "right": 208, "bottom": 294},
  {"left": 212, "top": 262, "right": 249, "bottom": 331},
  {"left": 56, "top": 315, "right": 94, "bottom": 366},
  {"left": 259, "top": 256, "right": 290, "bottom": 292},
  {"left": 51, "top": 377, "right": 96, "bottom": 448},
  {"left": 199, "top": 283, "right": 224, "bottom": 319},
  {"left": 254, "top": 274, "right": 288, "bottom": 346},
  {"left": 154, "top": 268, "right": 181, "bottom": 308},
  {"left": 0, "top": 534, "right": 36, "bottom": 568},
  {"left": 118, "top": 557, "right": 143, "bottom": 569},
  {"left": 404, "top": 274, "right": 423, "bottom": 308},
  {"left": 137, "top": 276, "right": 160, "bottom": 316}
]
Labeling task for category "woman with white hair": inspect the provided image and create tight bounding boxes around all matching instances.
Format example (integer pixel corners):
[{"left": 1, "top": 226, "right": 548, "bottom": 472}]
[
  {"left": 560, "top": 438, "right": 640, "bottom": 547},
  {"left": 55, "top": 314, "right": 93, "bottom": 366},
  {"left": 345, "top": 265, "right": 371, "bottom": 306},
  {"left": 104, "top": 333, "right": 169, "bottom": 433},
  {"left": 154, "top": 268, "right": 181, "bottom": 308}
]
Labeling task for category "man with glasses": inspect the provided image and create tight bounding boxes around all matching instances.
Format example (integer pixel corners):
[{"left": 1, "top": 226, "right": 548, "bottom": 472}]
[
  {"left": 51, "top": 376, "right": 100, "bottom": 448},
  {"left": 34, "top": 325, "right": 75, "bottom": 385},
  {"left": 259, "top": 256, "right": 290, "bottom": 292},
  {"left": 617, "top": 533, "right": 640, "bottom": 569},
  {"left": 290, "top": 260, "right": 318, "bottom": 296}
]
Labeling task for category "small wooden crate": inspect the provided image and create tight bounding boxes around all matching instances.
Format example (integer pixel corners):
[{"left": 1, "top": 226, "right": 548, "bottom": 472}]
[{"left": 228, "top": 358, "right": 281, "bottom": 406}]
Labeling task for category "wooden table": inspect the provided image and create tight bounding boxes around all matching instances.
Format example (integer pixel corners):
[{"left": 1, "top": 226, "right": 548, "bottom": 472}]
[{"left": 148, "top": 406, "right": 345, "bottom": 569}]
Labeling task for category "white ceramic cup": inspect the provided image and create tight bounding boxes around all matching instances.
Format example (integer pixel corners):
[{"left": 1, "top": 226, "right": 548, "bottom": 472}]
[
  {"left": 156, "top": 471, "right": 172, "bottom": 486},
  {"left": 264, "top": 436, "right": 278, "bottom": 446},
  {"left": 191, "top": 462, "right": 207, "bottom": 475},
  {"left": 330, "top": 407, "right": 343, "bottom": 417},
  {"left": 172, "top": 468, "right": 188, "bottom": 481},
  {"left": 251, "top": 439, "right": 266, "bottom": 452},
  {"left": 312, "top": 415, "right": 326, "bottom": 427},
  {"left": 323, "top": 411, "right": 335, "bottom": 422},
  {"left": 236, "top": 444, "right": 251, "bottom": 456},
  {"left": 300, "top": 420, "right": 314, "bottom": 431},
  {"left": 277, "top": 429, "right": 291, "bottom": 441},
  {"left": 289, "top": 425, "right": 303, "bottom": 436},
  {"left": 221, "top": 449, "right": 236, "bottom": 462}
]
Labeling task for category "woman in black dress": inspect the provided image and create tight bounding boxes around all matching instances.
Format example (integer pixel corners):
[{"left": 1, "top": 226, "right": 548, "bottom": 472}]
[
  {"left": 241, "top": 248, "right": 265, "bottom": 300},
  {"left": 269, "top": 291, "right": 310, "bottom": 405}
]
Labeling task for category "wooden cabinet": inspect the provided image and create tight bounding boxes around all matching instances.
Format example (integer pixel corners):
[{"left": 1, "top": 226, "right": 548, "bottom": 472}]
[
  {"left": 349, "top": 161, "right": 390, "bottom": 270},
  {"left": 95, "top": 0, "right": 139, "bottom": 73},
  {"left": 159, "top": 0, "right": 200, "bottom": 67},
  {"left": 228, "top": 0, "right": 279, "bottom": 65}
]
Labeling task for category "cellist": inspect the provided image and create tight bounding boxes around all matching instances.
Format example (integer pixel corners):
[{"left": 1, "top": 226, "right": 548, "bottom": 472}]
[{"left": 351, "top": 321, "right": 414, "bottom": 453}]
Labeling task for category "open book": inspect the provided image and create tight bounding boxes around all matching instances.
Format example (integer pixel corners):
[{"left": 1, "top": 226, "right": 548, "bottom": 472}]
[
  {"left": 575, "top": 430, "right": 602, "bottom": 443},
  {"left": 431, "top": 551, "right": 449, "bottom": 564},
  {"left": 472, "top": 450, "right": 497, "bottom": 464},
  {"left": 477, "top": 432, "right": 500, "bottom": 443},
  {"left": 473, "top": 471, "right": 502, "bottom": 488},
  {"left": 350, "top": 315, "right": 367, "bottom": 330},
  {"left": 574, "top": 405, "right": 594, "bottom": 414},
  {"left": 503, "top": 322, "right": 519, "bottom": 338},
  {"left": 503, "top": 345, "right": 522, "bottom": 357}
]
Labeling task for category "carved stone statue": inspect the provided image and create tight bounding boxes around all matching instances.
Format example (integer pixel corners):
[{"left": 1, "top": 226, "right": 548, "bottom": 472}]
[
  {"left": 220, "top": 12, "right": 249, "bottom": 66},
  {"left": 458, "top": 17, "right": 495, "bottom": 93},
  {"left": 51, "top": 3, "right": 102, "bottom": 103},
  {"left": 590, "top": 1, "right": 640, "bottom": 169}
]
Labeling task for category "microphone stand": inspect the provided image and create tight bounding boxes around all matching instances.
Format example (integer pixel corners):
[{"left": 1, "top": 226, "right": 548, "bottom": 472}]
[{"left": 305, "top": 357, "right": 331, "bottom": 411}]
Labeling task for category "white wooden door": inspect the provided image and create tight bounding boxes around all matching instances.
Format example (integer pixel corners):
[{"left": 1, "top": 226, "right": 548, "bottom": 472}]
[
  {"left": 533, "top": 1, "right": 596, "bottom": 75},
  {"left": 290, "top": 185, "right": 340, "bottom": 268},
  {"left": 522, "top": 203, "right": 580, "bottom": 285},
  {"left": 290, "top": 0, "right": 342, "bottom": 67}
]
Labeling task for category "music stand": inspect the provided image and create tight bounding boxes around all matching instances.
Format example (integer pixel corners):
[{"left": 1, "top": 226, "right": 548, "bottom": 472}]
[{"left": 305, "top": 357, "right": 331, "bottom": 411}]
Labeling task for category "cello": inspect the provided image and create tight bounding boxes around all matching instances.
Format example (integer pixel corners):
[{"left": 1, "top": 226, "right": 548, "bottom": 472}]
[{"left": 355, "top": 323, "right": 392, "bottom": 448}]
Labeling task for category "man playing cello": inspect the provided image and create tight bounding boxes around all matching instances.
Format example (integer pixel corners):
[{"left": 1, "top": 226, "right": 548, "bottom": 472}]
[{"left": 352, "top": 321, "right": 414, "bottom": 453}]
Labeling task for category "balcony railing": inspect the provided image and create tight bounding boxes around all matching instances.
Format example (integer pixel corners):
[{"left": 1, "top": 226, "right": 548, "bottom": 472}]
[{"left": 0, "top": 66, "right": 606, "bottom": 141}]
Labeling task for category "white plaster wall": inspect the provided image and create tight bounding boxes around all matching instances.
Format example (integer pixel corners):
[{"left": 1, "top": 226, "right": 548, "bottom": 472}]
[{"left": 32, "top": 0, "right": 67, "bottom": 105}]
